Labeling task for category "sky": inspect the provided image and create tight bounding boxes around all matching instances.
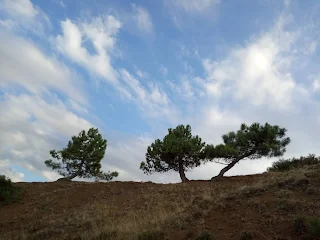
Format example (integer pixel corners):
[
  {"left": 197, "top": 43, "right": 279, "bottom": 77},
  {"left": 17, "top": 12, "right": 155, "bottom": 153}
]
[{"left": 0, "top": 0, "right": 320, "bottom": 183}]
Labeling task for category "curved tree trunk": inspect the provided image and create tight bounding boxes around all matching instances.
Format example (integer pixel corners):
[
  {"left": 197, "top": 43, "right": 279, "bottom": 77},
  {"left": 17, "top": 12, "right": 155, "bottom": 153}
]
[
  {"left": 210, "top": 150, "right": 255, "bottom": 181},
  {"left": 64, "top": 171, "right": 80, "bottom": 180},
  {"left": 64, "top": 168, "right": 83, "bottom": 181},
  {"left": 178, "top": 160, "right": 189, "bottom": 182},
  {"left": 211, "top": 159, "right": 239, "bottom": 181}
]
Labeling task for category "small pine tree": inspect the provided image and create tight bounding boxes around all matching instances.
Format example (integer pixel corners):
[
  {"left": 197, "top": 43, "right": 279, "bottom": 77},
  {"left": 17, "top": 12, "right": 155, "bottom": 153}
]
[
  {"left": 140, "top": 124, "right": 206, "bottom": 182},
  {"left": 45, "top": 128, "right": 118, "bottom": 181}
]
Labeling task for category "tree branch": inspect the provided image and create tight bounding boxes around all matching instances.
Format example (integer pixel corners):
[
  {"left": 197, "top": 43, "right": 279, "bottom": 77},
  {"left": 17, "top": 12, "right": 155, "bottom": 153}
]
[{"left": 211, "top": 159, "right": 229, "bottom": 165}]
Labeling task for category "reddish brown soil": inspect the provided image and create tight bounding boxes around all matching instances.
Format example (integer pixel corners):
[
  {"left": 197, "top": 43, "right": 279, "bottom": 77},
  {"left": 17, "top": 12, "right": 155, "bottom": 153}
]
[{"left": 0, "top": 170, "right": 319, "bottom": 240}]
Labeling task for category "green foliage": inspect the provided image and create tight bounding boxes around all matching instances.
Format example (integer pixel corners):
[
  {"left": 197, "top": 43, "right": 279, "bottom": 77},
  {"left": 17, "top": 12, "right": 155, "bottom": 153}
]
[
  {"left": 0, "top": 175, "right": 23, "bottom": 206},
  {"left": 195, "top": 231, "right": 215, "bottom": 240},
  {"left": 205, "top": 122, "right": 290, "bottom": 178},
  {"left": 44, "top": 128, "right": 118, "bottom": 181},
  {"left": 140, "top": 124, "right": 206, "bottom": 182},
  {"left": 293, "top": 216, "right": 320, "bottom": 238},
  {"left": 267, "top": 154, "right": 320, "bottom": 172}
]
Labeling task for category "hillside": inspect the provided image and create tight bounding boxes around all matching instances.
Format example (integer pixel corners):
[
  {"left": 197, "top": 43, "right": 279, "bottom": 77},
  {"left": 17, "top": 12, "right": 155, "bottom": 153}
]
[{"left": 1, "top": 166, "right": 320, "bottom": 240}]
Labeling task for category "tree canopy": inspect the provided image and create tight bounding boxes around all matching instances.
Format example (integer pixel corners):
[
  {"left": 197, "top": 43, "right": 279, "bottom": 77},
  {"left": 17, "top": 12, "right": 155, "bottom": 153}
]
[
  {"left": 205, "top": 122, "right": 291, "bottom": 180},
  {"left": 140, "top": 124, "right": 206, "bottom": 182},
  {"left": 44, "top": 128, "right": 118, "bottom": 181}
]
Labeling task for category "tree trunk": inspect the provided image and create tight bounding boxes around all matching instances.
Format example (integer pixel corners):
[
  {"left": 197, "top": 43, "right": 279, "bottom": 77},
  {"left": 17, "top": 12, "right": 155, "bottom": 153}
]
[
  {"left": 178, "top": 160, "right": 189, "bottom": 182},
  {"left": 210, "top": 150, "right": 255, "bottom": 181},
  {"left": 64, "top": 169, "right": 81, "bottom": 181},
  {"left": 211, "top": 159, "right": 240, "bottom": 181}
]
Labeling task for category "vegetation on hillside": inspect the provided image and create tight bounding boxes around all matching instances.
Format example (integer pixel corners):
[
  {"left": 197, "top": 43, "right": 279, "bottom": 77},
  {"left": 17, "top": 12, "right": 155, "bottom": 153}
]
[
  {"left": 44, "top": 128, "right": 118, "bottom": 181},
  {"left": 267, "top": 154, "right": 320, "bottom": 172},
  {"left": 141, "top": 122, "right": 290, "bottom": 182},
  {"left": 0, "top": 175, "right": 23, "bottom": 206},
  {"left": 140, "top": 124, "right": 206, "bottom": 182},
  {"left": 205, "top": 122, "right": 290, "bottom": 180},
  {"left": 1, "top": 161, "right": 320, "bottom": 239},
  {"left": 3, "top": 122, "right": 320, "bottom": 239}
]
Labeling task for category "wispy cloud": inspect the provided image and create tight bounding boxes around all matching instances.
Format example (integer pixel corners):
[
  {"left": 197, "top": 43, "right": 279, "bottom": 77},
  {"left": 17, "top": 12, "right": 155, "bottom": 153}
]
[
  {"left": 0, "top": 30, "right": 86, "bottom": 105},
  {"left": 56, "top": 16, "right": 121, "bottom": 83},
  {"left": 132, "top": 4, "right": 153, "bottom": 33},
  {"left": 0, "top": 0, "right": 49, "bottom": 33},
  {"left": 168, "top": 0, "right": 220, "bottom": 14}
]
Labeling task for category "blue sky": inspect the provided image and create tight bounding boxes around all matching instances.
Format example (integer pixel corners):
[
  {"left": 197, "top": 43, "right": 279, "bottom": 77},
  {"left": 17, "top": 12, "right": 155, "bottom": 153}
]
[{"left": 1, "top": 0, "right": 320, "bottom": 183}]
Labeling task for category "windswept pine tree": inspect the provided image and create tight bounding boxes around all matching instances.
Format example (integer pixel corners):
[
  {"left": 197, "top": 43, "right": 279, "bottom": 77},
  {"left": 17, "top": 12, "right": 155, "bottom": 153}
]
[
  {"left": 45, "top": 128, "right": 118, "bottom": 181},
  {"left": 205, "top": 122, "right": 291, "bottom": 181}
]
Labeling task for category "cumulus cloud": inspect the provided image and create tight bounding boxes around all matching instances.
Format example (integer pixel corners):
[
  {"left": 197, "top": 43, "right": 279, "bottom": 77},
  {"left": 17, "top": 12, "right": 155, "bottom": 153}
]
[
  {"left": 56, "top": 16, "right": 121, "bottom": 83},
  {"left": 0, "top": 94, "right": 93, "bottom": 180},
  {"left": 199, "top": 16, "right": 306, "bottom": 110}
]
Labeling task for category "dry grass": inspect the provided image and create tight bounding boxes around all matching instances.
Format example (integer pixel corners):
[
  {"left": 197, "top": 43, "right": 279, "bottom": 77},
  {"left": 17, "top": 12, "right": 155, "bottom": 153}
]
[{"left": 1, "top": 165, "right": 320, "bottom": 240}]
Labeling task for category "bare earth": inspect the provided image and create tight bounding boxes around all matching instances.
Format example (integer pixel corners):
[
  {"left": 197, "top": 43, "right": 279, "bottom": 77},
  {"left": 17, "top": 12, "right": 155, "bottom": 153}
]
[{"left": 1, "top": 166, "right": 320, "bottom": 240}]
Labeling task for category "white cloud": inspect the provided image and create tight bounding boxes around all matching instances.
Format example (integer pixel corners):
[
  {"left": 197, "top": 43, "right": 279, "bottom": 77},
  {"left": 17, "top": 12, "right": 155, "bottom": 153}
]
[
  {"left": 0, "top": 94, "right": 93, "bottom": 180},
  {"left": 304, "top": 41, "right": 318, "bottom": 55},
  {"left": 56, "top": 16, "right": 121, "bottom": 83},
  {"left": 119, "top": 68, "right": 169, "bottom": 106},
  {"left": 0, "top": 0, "right": 49, "bottom": 33},
  {"left": 0, "top": 30, "right": 86, "bottom": 105},
  {"left": 132, "top": 4, "right": 153, "bottom": 33},
  {"left": 42, "top": 170, "right": 61, "bottom": 181},
  {"left": 0, "top": 0, "right": 38, "bottom": 19},
  {"left": 105, "top": 135, "right": 181, "bottom": 183},
  {"left": 168, "top": 0, "right": 220, "bottom": 14},
  {"left": 200, "top": 16, "right": 304, "bottom": 110},
  {"left": 0, "top": 159, "right": 25, "bottom": 182},
  {"left": 136, "top": 69, "right": 148, "bottom": 79},
  {"left": 313, "top": 79, "right": 320, "bottom": 91},
  {"left": 167, "top": 78, "right": 195, "bottom": 100},
  {"left": 68, "top": 99, "right": 89, "bottom": 114}
]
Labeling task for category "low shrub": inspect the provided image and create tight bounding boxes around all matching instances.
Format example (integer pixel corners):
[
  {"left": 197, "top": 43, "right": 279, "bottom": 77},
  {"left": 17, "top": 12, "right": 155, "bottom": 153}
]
[
  {"left": 308, "top": 217, "right": 320, "bottom": 238},
  {"left": 0, "top": 175, "right": 23, "bottom": 206},
  {"left": 267, "top": 154, "right": 320, "bottom": 172},
  {"left": 293, "top": 216, "right": 320, "bottom": 238}
]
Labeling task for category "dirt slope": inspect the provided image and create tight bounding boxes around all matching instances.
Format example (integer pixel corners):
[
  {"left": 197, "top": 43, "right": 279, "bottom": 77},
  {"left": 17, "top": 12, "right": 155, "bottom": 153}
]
[{"left": 1, "top": 166, "right": 320, "bottom": 240}]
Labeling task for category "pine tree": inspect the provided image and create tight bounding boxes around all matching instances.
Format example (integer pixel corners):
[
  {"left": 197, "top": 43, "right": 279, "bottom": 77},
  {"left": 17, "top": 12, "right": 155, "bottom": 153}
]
[
  {"left": 45, "top": 128, "right": 118, "bottom": 181},
  {"left": 205, "top": 122, "right": 290, "bottom": 181},
  {"left": 140, "top": 124, "right": 206, "bottom": 182}
]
